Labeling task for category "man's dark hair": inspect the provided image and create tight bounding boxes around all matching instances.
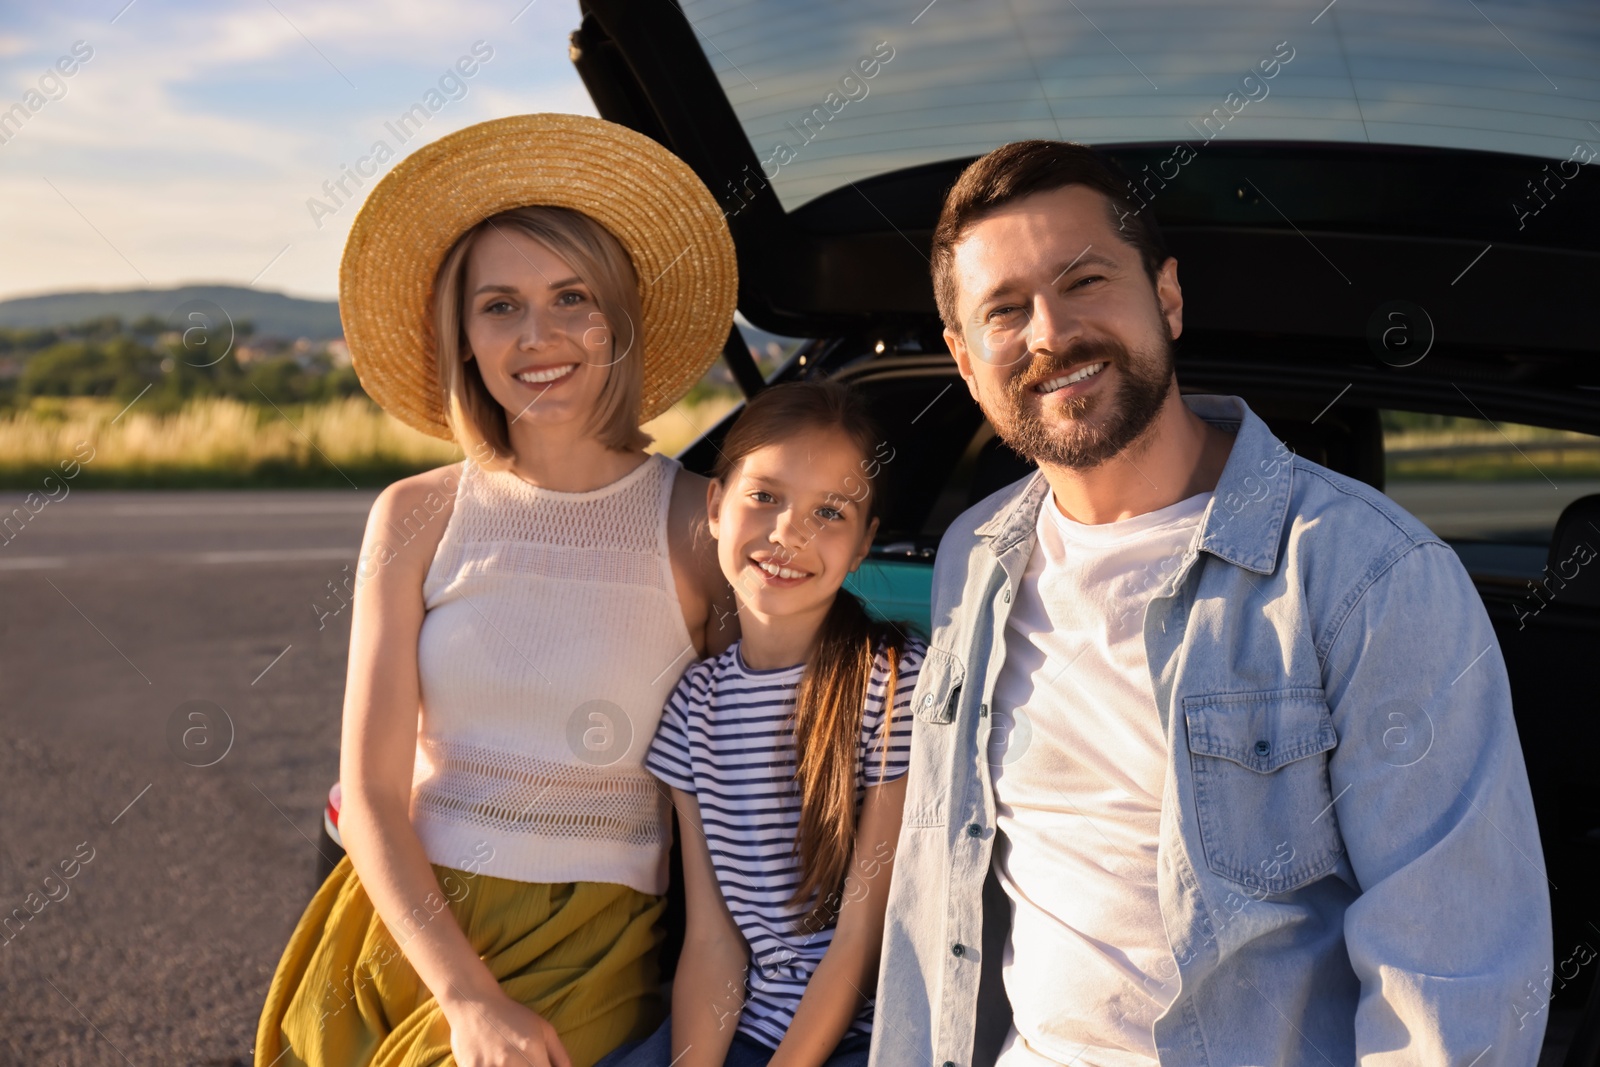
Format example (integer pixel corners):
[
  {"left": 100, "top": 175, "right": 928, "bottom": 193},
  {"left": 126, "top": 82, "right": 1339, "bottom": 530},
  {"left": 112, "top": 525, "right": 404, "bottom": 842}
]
[{"left": 931, "top": 140, "right": 1171, "bottom": 331}]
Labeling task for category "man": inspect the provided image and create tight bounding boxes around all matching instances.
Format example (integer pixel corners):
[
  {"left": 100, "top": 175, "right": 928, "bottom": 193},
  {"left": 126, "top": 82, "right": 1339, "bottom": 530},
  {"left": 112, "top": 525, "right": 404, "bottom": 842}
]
[{"left": 868, "top": 140, "right": 1551, "bottom": 1067}]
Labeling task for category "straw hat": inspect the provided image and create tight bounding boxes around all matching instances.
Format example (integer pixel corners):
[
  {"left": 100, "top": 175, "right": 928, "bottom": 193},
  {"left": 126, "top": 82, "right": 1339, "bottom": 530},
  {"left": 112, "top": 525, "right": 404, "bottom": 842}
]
[{"left": 340, "top": 113, "right": 738, "bottom": 440}]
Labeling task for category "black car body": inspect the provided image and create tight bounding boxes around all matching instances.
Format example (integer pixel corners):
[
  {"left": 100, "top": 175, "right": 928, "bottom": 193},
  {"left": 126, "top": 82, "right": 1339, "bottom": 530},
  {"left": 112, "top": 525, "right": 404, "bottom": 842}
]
[{"left": 568, "top": 1, "right": 1600, "bottom": 1062}]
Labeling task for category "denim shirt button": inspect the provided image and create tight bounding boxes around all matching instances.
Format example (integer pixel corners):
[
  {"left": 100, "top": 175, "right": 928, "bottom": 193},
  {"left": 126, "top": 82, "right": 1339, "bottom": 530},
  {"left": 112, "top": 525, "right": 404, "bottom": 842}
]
[
  {"left": 952, "top": 942, "right": 965, "bottom": 957},
  {"left": 1255, "top": 739, "right": 1271, "bottom": 756},
  {"left": 922, "top": 694, "right": 934, "bottom": 708},
  {"left": 967, "top": 823, "right": 982, "bottom": 838},
  {"left": 943, "top": 1061, "right": 957, "bottom": 1067}
]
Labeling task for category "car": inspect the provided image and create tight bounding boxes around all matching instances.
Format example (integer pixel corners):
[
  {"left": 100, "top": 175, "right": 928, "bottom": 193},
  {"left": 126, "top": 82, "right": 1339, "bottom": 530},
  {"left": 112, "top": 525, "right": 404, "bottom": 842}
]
[{"left": 321, "top": 1, "right": 1600, "bottom": 1062}]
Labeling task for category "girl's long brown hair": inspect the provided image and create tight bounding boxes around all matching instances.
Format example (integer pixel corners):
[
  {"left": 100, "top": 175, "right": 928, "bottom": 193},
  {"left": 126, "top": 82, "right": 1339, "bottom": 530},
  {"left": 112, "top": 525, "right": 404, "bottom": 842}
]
[{"left": 712, "top": 380, "right": 907, "bottom": 930}]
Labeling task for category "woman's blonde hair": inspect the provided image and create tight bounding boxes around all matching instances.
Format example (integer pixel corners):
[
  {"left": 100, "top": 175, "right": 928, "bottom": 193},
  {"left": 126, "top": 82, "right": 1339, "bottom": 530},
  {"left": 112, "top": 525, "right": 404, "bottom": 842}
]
[{"left": 432, "top": 205, "right": 650, "bottom": 468}]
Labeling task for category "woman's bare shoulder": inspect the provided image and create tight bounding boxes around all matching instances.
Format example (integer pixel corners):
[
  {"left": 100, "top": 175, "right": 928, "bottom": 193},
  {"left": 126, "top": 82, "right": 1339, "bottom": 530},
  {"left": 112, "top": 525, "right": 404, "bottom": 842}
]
[
  {"left": 666, "top": 463, "right": 738, "bottom": 654},
  {"left": 671, "top": 464, "right": 712, "bottom": 504},
  {"left": 666, "top": 465, "right": 714, "bottom": 568},
  {"left": 363, "top": 462, "right": 464, "bottom": 573},
  {"left": 376, "top": 462, "right": 462, "bottom": 507}
]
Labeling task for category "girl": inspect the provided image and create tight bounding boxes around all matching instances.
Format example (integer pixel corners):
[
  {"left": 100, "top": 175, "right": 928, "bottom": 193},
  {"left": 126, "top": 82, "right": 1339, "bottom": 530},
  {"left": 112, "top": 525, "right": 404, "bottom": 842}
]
[
  {"left": 255, "top": 114, "right": 739, "bottom": 1067},
  {"left": 617, "top": 380, "right": 926, "bottom": 1067}
]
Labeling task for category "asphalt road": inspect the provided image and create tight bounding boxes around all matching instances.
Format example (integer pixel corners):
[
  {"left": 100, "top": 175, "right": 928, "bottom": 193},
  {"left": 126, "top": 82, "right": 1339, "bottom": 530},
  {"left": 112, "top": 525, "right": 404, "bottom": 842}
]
[
  {"left": 0, "top": 478, "right": 1592, "bottom": 1065},
  {"left": 0, "top": 490, "right": 376, "bottom": 1067}
]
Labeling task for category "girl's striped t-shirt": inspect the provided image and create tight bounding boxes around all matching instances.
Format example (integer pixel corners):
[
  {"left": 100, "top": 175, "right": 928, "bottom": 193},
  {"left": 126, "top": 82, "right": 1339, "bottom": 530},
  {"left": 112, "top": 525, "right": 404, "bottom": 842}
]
[{"left": 645, "top": 634, "right": 926, "bottom": 1050}]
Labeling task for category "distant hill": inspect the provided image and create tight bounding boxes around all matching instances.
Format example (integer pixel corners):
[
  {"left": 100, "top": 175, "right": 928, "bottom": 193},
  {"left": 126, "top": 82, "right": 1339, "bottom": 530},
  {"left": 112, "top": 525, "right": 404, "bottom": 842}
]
[
  {"left": 0, "top": 285, "right": 343, "bottom": 340},
  {"left": 0, "top": 287, "right": 812, "bottom": 362}
]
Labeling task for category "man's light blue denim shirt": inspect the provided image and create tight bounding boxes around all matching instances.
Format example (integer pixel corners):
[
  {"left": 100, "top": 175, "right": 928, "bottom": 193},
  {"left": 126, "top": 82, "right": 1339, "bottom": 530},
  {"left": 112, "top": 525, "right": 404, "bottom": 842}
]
[{"left": 869, "top": 394, "right": 1552, "bottom": 1067}]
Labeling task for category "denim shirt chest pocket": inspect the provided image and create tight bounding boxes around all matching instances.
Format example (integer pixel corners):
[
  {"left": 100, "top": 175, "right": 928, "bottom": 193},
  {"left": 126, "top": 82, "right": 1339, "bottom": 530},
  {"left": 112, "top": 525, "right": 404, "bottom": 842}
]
[
  {"left": 1182, "top": 687, "right": 1343, "bottom": 894},
  {"left": 914, "top": 648, "right": 964, "bottom": 725},
  {"left": 902, "top": 648, "right": 965, "bottom": 828}
]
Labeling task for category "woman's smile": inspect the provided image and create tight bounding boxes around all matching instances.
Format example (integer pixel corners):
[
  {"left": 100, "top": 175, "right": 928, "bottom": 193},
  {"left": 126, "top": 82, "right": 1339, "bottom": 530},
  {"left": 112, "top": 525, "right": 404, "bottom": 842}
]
[{"left": 511, "top": 362, "right": 579, "bottom": 389}]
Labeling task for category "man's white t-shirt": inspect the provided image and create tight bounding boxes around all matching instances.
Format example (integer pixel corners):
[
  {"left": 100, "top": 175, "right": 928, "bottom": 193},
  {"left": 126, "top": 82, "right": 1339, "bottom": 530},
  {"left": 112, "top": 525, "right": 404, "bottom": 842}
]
[{"left": 988, "top": 486, "right": 1212, "bottom": 1067}]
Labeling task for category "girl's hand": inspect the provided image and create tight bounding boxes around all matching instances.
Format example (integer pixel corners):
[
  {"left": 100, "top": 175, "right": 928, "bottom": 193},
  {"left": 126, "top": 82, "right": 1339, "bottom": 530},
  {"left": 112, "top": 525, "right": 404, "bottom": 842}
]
[{"left": 443, "top": 990, "right": 573, "bottom": 1067}]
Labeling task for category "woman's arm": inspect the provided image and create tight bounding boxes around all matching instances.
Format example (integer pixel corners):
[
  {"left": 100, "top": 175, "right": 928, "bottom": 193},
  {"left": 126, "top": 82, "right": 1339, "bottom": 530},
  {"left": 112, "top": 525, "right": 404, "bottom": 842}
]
[
  {"left": 667, "top": 786, "right": 750, "bottom": 1067},
  {"left": 668, "top": 468, "right": 739, "bottom": 659},
  {"left": 337, "top": 467, "right": 569, "bottom": 1067},
  {"left": 767, "top": 776, "right": 908, "bottom": 1067}
]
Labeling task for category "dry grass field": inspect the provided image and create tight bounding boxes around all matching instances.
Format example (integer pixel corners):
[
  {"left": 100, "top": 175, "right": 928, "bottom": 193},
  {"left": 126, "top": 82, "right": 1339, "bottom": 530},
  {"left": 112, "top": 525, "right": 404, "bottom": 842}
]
[
  {"left": 0, "top": 392, "right": 743, "bottom": 489},
  {"left": 3, "top": 392, "right": 1597, "bottom": 488}
]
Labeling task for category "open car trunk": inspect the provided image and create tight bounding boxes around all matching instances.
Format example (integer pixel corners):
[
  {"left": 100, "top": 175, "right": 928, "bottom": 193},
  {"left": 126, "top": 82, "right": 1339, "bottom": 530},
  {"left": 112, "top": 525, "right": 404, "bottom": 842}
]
[{"left": 567, "top": 1, "right": 1600, "bottom": 1060}]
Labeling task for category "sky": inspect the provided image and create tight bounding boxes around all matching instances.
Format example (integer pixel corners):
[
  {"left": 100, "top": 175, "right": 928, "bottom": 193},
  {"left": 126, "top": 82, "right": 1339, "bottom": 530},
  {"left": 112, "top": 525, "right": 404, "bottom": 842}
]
[
  {"left": 0, "top": 0, "right": 598, "bottom": 303},
  {"left": 2, "top": 0, "right": 1592, "bottom": 307}
]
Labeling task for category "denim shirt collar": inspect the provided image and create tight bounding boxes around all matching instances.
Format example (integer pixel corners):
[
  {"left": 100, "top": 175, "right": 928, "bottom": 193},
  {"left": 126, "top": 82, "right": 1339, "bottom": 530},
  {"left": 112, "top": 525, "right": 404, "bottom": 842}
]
[{"left": 973, "top": 394, "right": 1290, "bottom": 576}]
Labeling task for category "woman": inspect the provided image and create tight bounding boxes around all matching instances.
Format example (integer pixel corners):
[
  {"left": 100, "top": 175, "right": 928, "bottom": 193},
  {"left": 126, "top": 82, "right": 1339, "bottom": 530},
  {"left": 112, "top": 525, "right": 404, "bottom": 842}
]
[{"left": 256, "top": 113, "right": 739, "bottom": 1067}]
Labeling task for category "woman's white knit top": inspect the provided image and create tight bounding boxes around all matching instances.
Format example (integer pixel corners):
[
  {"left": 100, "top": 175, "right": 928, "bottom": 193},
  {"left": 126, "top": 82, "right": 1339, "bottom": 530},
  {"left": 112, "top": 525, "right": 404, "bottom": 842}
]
[{"left": 411, "top": 452, "right": 693, "bottom": 895}]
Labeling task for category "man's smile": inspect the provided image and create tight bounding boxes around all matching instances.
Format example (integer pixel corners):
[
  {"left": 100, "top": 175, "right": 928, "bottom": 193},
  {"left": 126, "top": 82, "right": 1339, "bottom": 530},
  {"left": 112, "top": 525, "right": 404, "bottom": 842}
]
[{"left": 1034, "top": 361, "right": 1108, "bottom": 395}]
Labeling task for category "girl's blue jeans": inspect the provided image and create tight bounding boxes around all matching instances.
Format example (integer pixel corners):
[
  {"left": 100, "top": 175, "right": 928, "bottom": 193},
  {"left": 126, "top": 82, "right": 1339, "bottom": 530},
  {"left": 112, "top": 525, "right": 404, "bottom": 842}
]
[{"left": 593, "top": 1018, "right": 873, "bottom": 1067}]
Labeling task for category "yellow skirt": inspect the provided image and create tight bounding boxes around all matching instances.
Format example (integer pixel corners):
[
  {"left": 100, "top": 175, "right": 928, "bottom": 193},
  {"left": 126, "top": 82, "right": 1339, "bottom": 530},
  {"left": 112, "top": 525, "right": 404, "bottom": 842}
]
[{"left": 255, "top": 856, "right": 665, "bottom": 1067}]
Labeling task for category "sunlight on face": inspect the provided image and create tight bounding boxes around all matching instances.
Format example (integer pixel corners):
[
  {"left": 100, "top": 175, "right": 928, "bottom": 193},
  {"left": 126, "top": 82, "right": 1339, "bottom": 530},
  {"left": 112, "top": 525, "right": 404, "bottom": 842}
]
[
  {"left": 945, "top": 185, "right": 1180, "bottom": 470},
  {"left": 709, "top": 427, "right": 880, "bottom": 623},
  {"left": 461, "top": 225, "right": 619, "bottom": 431}
]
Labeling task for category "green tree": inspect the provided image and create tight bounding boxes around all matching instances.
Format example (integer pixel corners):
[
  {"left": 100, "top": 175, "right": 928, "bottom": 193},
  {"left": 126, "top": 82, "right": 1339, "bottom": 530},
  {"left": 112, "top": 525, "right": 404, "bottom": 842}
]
[{"left": 18, "top": 337, "right": 163, "bottom": 399}]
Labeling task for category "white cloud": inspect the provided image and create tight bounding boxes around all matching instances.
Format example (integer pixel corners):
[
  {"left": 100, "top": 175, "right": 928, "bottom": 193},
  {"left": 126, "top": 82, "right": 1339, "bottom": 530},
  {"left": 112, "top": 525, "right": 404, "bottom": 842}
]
[{"left": 0, "top": 0, "right": 600, "bottom": 303}]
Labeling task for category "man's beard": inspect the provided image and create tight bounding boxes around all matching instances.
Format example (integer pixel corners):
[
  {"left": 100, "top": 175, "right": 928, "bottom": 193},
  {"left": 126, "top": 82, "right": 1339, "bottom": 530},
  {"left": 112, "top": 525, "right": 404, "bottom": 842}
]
[{"left": 980, "top": 324, "right": 1175, "bottom": 471}]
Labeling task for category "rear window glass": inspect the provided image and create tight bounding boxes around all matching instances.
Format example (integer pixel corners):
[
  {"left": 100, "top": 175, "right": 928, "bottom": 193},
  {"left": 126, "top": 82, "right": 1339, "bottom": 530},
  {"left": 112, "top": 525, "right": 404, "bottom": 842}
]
[
  {"left": 681, "top": 0, "right": 1598, "bottom": 209},
  {"left": 1381, "top": 410, "right": 1600, "bottom": 577}
]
